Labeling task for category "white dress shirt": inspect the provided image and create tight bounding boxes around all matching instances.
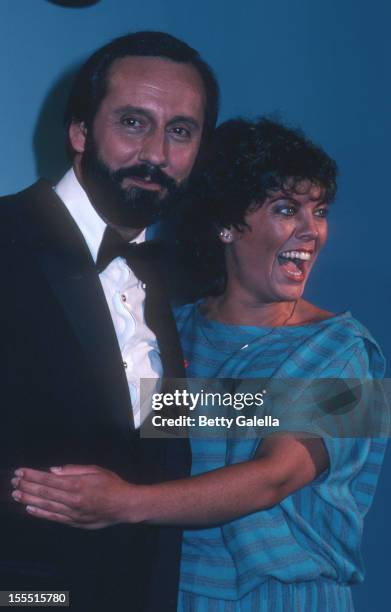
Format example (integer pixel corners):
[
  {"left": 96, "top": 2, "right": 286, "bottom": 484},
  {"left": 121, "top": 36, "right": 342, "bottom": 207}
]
[{"left": 55, "top": 168, "right": 162, "bottom": 428}]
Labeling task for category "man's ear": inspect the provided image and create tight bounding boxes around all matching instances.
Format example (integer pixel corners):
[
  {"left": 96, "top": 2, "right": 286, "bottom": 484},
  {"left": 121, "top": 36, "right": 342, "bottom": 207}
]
[
  {"left": 218, "top": 227, "right": 242, "bottom": 244},
  {"left": 68, "top": 121, "right": 87, "bottom": 154}
]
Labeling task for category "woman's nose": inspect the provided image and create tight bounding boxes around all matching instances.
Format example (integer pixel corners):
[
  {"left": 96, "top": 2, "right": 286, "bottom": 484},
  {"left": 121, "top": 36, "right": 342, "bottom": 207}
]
[{"left": 295, "top": 214, "right": 319, "bottom": 241}]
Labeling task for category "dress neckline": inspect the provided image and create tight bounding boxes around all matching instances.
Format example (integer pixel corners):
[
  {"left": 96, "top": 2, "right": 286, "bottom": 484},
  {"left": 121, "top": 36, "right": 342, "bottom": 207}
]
[{"left": 195, "top": 299, "right": 351, "bottom": 334}]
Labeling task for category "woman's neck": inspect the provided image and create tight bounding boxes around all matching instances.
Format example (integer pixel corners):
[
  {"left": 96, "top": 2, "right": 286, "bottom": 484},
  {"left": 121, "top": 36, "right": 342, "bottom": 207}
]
[
  {"left": 202, "top": 291, "right": 334, "bottom": 327},
  {"left": 203, "top": 293, "right": 299, "bottom": 327}
]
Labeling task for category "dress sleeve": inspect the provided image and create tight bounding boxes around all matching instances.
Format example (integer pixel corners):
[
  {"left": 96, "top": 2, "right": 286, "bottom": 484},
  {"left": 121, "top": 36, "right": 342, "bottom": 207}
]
[
  {"left": 220, "top": 329, "right": 387, "bottom": 589},
  {"left": 312, "top": 336, "right": 387, "bottom": 518}
]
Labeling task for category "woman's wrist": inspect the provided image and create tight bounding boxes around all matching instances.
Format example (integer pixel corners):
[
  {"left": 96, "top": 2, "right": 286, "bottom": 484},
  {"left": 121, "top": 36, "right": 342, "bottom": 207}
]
[{"left": 121, "top": 483, "right": 154, "bottom": 524}]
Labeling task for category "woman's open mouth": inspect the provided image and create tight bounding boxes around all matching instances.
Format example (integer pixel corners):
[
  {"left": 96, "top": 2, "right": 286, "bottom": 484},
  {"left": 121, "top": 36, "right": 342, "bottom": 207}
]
[{"left": 277, "top": 250, "right": 312, "bottom": 281}]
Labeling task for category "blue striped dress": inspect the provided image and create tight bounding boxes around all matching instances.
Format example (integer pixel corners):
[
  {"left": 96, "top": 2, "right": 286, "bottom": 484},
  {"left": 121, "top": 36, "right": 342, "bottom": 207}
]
[{"left": 175, "top": 302, "right": 386, "bottom": 611}]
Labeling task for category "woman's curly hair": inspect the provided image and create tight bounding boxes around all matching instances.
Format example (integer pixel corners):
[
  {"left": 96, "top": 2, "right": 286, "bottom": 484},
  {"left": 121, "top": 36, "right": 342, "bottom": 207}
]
[{"left": 176, "top": 117, "right": 338, "bottom": 300}]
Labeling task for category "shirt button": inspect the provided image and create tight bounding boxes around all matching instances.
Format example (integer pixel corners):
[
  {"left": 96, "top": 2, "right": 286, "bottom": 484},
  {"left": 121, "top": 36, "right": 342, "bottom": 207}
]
[
  {"left": 121, "top": 294, "right": 127, "bottom": 302},
  {"left": 123, "top": 361, "right": 128, "bottom": 369}
]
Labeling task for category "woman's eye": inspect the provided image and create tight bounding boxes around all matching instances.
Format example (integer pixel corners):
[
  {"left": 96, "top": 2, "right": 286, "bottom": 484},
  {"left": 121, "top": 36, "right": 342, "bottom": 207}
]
[
  {"left": 314, "top": 207, "right": 329, "bottom": 218},
  {"left": 276, "top": 205, "right": 297, "bottom": 216}
]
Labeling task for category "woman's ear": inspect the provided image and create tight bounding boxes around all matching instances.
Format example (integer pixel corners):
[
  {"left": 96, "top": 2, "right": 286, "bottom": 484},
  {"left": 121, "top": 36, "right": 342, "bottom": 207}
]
[
  {"left": 218, "top": 227, "right": 242, "bottom": 244},
  {"left": 68, "top": 121, "right": 87, "bottom": 154}
]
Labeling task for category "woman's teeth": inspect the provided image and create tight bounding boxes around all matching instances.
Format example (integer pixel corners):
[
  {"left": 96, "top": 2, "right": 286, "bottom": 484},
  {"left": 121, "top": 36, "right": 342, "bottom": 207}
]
[
  {"left": 277, "top": 250, "right": 312, "bottom": 277},
  {"left": 279, "top": 250, "right": 311, "bottom": 261}
]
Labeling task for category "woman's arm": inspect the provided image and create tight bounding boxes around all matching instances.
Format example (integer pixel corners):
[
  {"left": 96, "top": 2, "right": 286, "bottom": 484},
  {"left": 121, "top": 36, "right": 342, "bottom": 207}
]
[{"left": 11, "top": 434, "right": 328, "bottom": 529}]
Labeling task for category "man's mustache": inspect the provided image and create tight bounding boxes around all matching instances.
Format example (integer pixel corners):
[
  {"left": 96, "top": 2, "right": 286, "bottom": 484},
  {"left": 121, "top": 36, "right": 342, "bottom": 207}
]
[{"left": 112, "top": 164, "right": 177, "bottom": 191}]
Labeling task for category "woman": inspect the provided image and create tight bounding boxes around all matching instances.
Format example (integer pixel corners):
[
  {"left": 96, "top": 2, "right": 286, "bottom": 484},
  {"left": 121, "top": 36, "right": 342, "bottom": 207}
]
[
  {"left": 12, "top": 118, "right": 386, "bottom": 611},
  {"left": 172, "top": 118, "right": 386, "bottom": 610}
]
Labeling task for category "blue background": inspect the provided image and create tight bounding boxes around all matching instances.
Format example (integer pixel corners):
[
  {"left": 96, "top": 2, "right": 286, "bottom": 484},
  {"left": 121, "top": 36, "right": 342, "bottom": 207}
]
[{"left": 0, "top": 0, "right": 389, "bottom": 609}]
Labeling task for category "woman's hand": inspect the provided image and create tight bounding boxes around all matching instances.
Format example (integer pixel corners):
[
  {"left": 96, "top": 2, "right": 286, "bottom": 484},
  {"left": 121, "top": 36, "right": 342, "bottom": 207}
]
[{"left": 11, "top": 465, "right": 145, "bottom": 529}]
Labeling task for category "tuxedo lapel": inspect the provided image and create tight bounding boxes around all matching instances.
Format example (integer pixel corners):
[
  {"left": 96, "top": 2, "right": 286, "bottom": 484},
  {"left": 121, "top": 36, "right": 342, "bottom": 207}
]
[
  {"left": 125, "top": 242, "right": 186, "bottom": 380},
  {"left": 21, "top": 180, "right": 134, "bottom": 430}
]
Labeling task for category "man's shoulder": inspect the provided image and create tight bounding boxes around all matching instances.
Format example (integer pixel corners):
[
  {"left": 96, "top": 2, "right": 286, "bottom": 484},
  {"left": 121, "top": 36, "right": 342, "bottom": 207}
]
[
  {"left": 0, "top": 179, "right": 53, "bottom": 241},
  {"left": 0, "top": 179, "right": 52, "bottom": 207}
]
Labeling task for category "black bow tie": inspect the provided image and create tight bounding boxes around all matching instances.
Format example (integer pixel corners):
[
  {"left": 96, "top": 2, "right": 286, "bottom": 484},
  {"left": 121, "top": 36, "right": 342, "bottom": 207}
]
[
  {"left": 96, "top": 227, "right": 185, "bottom": 383},
  {"left": 96, "top": 226, "right": 146, "bottom": 273}
]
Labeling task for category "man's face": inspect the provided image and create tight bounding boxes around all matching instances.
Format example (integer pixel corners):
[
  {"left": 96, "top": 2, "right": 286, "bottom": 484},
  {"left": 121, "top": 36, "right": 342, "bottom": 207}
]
[{"left": 70, "top": 56, "right": 206, "bottom": 230}]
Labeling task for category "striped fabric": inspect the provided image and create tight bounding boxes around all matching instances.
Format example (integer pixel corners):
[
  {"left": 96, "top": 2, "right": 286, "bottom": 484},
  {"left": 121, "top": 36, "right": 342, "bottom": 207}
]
[
  {"left": 178, "top": 579, "right": 354, "bottom": 611},
  {"left": 175, "top": 302, "right": 386, "bottom": 611}
]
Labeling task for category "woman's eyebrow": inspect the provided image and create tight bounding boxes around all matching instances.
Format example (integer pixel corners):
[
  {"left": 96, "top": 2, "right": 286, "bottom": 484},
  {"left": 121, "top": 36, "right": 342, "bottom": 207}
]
[{"left": 268, "top": 194, "right": 297, "bottom": 204}]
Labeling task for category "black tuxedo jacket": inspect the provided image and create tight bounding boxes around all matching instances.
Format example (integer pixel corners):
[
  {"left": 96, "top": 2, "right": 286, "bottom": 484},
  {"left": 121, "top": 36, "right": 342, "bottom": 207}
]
[{"left": 0, "top": 180, "right": 190, "bottom": 609}]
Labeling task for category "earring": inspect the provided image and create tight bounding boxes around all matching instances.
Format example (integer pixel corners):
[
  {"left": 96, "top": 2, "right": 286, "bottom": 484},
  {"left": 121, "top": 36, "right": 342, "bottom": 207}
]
[{"left": 219, "top": 229, "right": 234, "bottom": 243}]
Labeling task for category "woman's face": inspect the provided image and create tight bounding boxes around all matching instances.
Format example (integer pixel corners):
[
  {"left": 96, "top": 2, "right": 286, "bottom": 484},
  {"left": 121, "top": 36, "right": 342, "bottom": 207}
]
[{"left": 224, "top": 181, "right": 329, "bottom": 303}]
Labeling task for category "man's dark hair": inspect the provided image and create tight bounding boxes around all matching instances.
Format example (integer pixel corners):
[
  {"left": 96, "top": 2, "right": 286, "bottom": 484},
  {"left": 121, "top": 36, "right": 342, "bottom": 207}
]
[
  {"left": 65, "top": 30, "right": 219, "bottom": 142},
  {"left": 177, "top": 117, "right": 338, "bottom": 299}
]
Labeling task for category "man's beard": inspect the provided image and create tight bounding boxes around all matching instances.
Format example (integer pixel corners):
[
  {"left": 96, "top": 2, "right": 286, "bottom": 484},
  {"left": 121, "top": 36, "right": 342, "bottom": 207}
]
[{"left": 80, "top": 137, "right": 185, "bottom": 229}]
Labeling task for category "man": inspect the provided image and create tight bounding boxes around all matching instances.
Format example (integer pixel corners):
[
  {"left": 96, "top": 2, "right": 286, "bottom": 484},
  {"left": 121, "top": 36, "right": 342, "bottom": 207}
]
[{"left": 0, "top": 31, "right": 219, "bottom": 611}]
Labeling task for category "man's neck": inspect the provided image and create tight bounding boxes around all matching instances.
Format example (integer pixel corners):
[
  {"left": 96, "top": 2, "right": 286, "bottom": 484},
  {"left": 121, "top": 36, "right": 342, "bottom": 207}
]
[{"left": 110, "top": 224, "right": 144, "bottom": 243}]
